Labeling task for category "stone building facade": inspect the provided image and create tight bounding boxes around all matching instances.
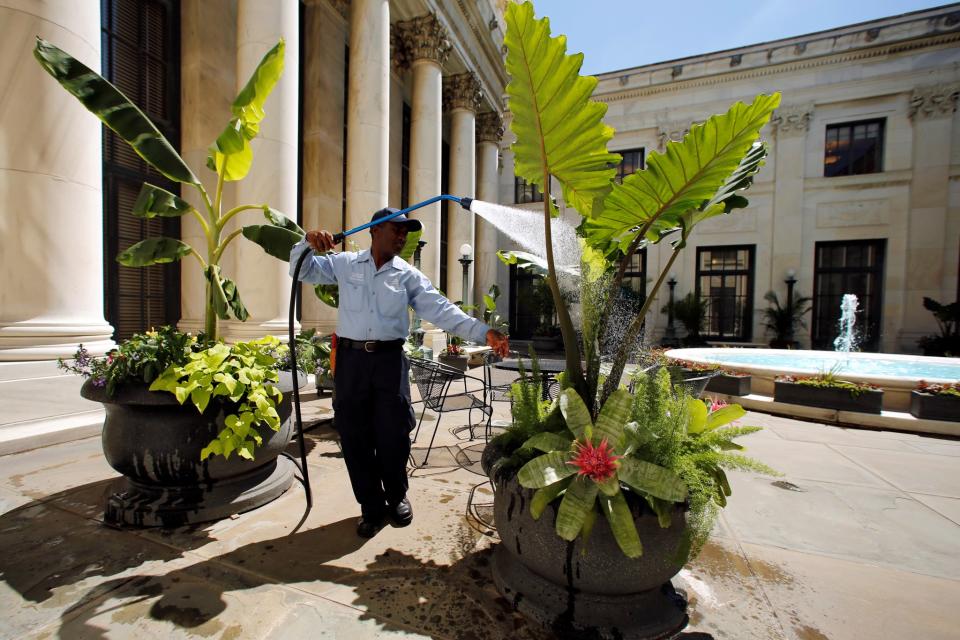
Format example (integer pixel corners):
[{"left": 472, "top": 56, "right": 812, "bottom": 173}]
[
  {"left": 0, "top": 0, "right": 508, "bottom": 360},
  {"left": 499, "top": 4, "right": 960, "bottom": 354}
]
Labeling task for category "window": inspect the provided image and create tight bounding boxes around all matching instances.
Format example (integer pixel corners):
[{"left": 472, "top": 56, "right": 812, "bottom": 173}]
[
  {"left": 514, "top": 177, "right": 544, "bottom": 204},
  {"left": 824, "top": 119, "right": 884, "bottom": 177},
  {"left": 508, "top": 264, "right": 540, "bottom": 339},
  {"left": 614, "top": 148, "right": 644, "bottom": 183},
  {"left": 101, "top": 0, "right": 181, "bottom": 341},
  {"left": 620, "top": 248, "right": 647, "bottom": 309},
  {"left": 812, "top": 240, "right": 885, "bottom": 352},
  {"left": 696, "top": 246, "right": 755, "bottom": 341}
]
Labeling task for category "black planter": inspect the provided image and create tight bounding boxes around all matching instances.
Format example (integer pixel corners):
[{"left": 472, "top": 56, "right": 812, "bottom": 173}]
[
  {"left": 705, "top": 374, "right": 751, "bottom": 396},
  {"left": 438, "top": 354, "right": 469, "bottom": 371},
  {"left": 81, "top": 371, "right": 303, "bottom": 528},
  {"left": 910, "top": 391, "right": 960, "bottom": 422},
  {"left": 485, "top": 443, "right": 689, "bottom": 639},
  {"left": 774, "top": 381, "right": 883, "bottom": 414},
  {"left": 531, "top": 335, "right": 562, "bottom": 353}
]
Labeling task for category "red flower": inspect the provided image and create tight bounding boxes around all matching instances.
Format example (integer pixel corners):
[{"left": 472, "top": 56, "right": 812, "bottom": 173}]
[
  {"left": 709, "top": 399, "right": 727, "bottom": 412},
  {"left": 568, "top": 438, "right": 620, "bottom": 483}
]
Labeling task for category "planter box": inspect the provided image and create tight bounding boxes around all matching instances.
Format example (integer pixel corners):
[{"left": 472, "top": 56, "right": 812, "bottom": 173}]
[
  {"left": 774, "top": 381, "right": 883, "bottom": 414},
  {"left": 531, "top": 335, "right": 562, "bottom": 353},
  {"left": 910, "top": 391, "right": 960, "bottom": 422},
  {"left": 438, "top": 354, "right": 469, "bottom": 371},
  {"left": 706, "top": 374, "right": 751, "bottom": 396}
]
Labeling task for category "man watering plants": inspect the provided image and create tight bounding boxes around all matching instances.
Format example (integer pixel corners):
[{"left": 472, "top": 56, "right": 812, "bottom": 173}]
[{"left": 289, "top": 207, "right": 510, "bottom": 538}]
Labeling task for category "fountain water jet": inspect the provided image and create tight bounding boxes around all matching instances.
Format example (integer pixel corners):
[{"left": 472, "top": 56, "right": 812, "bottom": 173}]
[{"left": 834, "top": 294, "right": 859, "bottom": 352}]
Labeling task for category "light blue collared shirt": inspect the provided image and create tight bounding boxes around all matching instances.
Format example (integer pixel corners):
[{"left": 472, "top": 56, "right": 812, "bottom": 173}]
[{"left": 289, "top": 240, "right": 490, "bottom": 343}]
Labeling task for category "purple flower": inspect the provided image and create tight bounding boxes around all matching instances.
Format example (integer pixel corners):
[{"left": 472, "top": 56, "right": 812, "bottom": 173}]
[{"left": 92, "top": 376, "right": 106, "bottom": 388}]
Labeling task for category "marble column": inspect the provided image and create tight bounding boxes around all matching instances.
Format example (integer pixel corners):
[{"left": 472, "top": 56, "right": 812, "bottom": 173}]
[
  {"left": 179, "top": 0, "right": 238, "bottom": 336},
  {"left": 901, "top": 84, "right": 958, "bottom": 350},
  {"left": 0, "top": 1, "right": 115, "bottom": 360},
  {"left": 443, "top": 72, "right": 483, "bottom": 305},
  {"left": 224, "top": 0, "right": 300, "bottom": 342},
  {"left": 393, "top": 14, "right": 450, "bottom": 283},
  {"left": 475, "top": 111, "right": 503, "bottom": 311},
  {"left": 345, "top": 0, "right": 390, "bottom": 243}
]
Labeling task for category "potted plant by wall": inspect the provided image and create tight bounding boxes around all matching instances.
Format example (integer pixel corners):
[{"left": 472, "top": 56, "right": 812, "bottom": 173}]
[
  {"left": 439, "top": 335, "right": 470, "bottom": 371},
  {"left": 910, "top": 380, "right": 960, "bottom": 421},
  {"left": 38, "top": 38, "right": 308, "bottom": 527},
  {"left": 670, "top": 292, "right": 709, "bottom": 347},
  {"left": 761, "top": 290, "right": 812, "bottom": 349},
  {"left": 706, "top": 369, "right": 752, "bottom": 396},
  {"left": 484, "top": 3, "right": 780, "bottom": 635},
  {"left": 774, "top": 371, "right": 883, "bottom": 414},
  {"left": 917, "top": 297, "right": 960, "bottom": 357}
]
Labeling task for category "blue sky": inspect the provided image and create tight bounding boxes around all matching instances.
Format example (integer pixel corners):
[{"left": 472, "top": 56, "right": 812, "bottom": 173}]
[{"left": 533, "top": 0, "right": 950, "bottom": 74}]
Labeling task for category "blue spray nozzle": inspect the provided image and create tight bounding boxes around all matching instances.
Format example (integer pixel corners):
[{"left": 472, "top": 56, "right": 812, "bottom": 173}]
[{"left": 332, "top": 194, "right": 473, "bottom": 244}]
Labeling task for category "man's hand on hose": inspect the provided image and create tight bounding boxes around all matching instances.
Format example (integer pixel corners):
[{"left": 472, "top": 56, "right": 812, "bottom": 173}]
[
  {"left": 486, "top": 330, "right": 510, "bottom": 358},
  {"left": 306, "top": 230, "right": 337, "bottom": 253}
]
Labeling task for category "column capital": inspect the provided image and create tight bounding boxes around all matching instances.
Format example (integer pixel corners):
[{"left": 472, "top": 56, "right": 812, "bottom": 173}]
[
  {"left": 443, "top": 72, "right": 483, "bottom": 113},
  {"left": 909, "top": 83, "right": 960, "bottom": 120},
  {"left": 476, "top": 111, "right": 503, "bottom": 143},
  {"left": 771, "top": 103, "right": 813, "bottom": 137},
  {"left": 392, "top": 13, "right": 451, "bottom": 71}
]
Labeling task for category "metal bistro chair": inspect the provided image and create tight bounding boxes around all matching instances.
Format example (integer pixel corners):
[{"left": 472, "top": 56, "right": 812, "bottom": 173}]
[
  {"left": 408, "top": 356, "right": 492, "bottom": 467},
  {"left": 480, "top": 352, "right": 562, "bottom": 435}
]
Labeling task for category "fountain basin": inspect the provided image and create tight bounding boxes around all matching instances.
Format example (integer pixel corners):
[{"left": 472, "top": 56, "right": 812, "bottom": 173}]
[{"left": 666, "top": 348, "right": 960, "bottom": 412}]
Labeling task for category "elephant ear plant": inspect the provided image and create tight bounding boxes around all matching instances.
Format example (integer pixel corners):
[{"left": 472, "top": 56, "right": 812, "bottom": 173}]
[
  {"left": 503, "top": 1, "right": 779, "bottom": 416},
  {"left": 36, "top": 37, "right": 304, "bottom": 461}
]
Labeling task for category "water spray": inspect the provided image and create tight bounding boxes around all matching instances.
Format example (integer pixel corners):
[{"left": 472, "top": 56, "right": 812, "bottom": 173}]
[{"left": 285, "top": 194, "right": 479, "bottom": 511}]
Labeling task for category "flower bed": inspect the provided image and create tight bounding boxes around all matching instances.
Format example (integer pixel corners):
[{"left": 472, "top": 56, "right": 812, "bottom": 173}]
[
  {"left": 910, "top": 381, "right": 960, "bottom": 422},
  {"left": 774, "top": 374, "right": 883, "bottom": 414}
]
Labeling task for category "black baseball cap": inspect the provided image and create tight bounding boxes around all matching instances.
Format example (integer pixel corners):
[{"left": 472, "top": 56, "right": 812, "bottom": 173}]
[{"left": 371, "top": 207, "right": 422, "bottom": 232}]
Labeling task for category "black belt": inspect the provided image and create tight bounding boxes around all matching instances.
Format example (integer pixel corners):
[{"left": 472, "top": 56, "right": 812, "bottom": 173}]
[{"left": 338, "top": 337, "right": 405, "bottom": 352}]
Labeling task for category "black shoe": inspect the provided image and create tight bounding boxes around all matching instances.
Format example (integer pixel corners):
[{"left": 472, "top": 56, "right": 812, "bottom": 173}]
[
  {"left": 357, "top": 515, "right": 385, "bottom": 538},
  {"left": 389, "top": 497, "right": 413, "bottom": 527}
]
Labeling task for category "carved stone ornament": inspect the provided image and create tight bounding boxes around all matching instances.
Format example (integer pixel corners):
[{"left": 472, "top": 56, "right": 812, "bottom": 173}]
[
  {"left": 657, "top": 120, "right": 691, "bottom": 151},
  {"left": 771, "top": 104, "right": 813, "bottom": 136},
  {"left": 444, "top": 72, "right": 484, "bottom": 113},
  {"left": 909, "top": 83, "right": 960, "bottom": 120},
  {"left": 476, "top": 111, "right": 504, "bottom": 143},
  {"left": 392, "top": 13, "right": 452, "bottom": 71}
]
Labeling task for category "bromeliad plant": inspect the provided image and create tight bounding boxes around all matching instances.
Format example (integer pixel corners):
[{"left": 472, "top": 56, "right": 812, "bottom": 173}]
[
  {"left": 502, "top": 1, "right": 780, "bottom": 415},
  {"left": 514, "top": 369, "right": 775, "bottom": 559},
  {"left": 34, "top": 37, "right": 304, "bottom": 342}
]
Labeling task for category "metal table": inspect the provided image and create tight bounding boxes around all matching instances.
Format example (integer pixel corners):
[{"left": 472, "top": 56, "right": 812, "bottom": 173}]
[{"left": 493, "top": 358, "right": 567, "bottom": 400}]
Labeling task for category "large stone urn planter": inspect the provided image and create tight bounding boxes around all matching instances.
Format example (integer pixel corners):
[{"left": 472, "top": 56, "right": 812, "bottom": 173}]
[
  {"left": 81, "top": 371, "right": 303, "bottom": 528},
  {"left": 483, "top": 445, "right": 689, "bottom": 639}
]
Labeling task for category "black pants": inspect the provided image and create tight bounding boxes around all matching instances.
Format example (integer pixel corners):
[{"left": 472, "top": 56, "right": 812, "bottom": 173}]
[{"left": 333, "top": 346, "right": 416, "bottom": 518}]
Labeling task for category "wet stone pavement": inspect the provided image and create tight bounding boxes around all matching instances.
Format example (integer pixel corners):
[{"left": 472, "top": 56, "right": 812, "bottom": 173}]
[{"left": 1, "top": 385, "right": 959, "bottom": 639}]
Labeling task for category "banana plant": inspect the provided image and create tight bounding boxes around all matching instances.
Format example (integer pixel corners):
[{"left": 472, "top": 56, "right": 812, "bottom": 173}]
[
  {"left": 517, "top": 388, "right": 688, "bottom": 558},
  {"left": 34, "top": 37, "right": 302, "bottom": 342},
  {"left": 503, "top": 2, "right": 779, "bottom": 414}
]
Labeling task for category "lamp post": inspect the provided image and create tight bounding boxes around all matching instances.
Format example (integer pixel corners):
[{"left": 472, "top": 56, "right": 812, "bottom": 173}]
[
  {"left": 459, "top": 243, "right": 473, "bottom": 317},
  {"left": 784, "top": 268, "right": 797, "bottom": 347},
  {"left": 662, "top": 273, "right": 679, "bottom": 347}
]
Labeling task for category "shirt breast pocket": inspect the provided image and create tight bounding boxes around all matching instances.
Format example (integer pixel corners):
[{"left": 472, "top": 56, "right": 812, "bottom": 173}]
[
  {"left": 341, "top": 269, "right": 366, "bottom": 312},
  {"left": 377, "top": 283, "right": 407, "bottom": 316}
]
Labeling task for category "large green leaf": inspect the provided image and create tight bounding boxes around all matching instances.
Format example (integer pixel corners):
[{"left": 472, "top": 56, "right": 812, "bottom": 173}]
[
  {"left": 599, "top": 491, "right": 642, "bottom": 558},
  {"left": 521, "top": 432, "right": 573, "bottom": 453},
  {"left": 399, "top": 229, "right": 423, "bottom": 262},
  {"left": 208, "top": 40, "right": 285, "bottom": 181},
  {"left": 582, "top": 93, "right": 780, "bottom": 251},
  {"left": 504, "top": 2, "right": 619, "bottom": 217},
  {"left": 686, "top": 397, "right": 709, "bottom": 435},
  {"left": 117, "top": 237, "right": 192, "bottom": 267},
  {"left": 206, "top": 266, "right": 249, "bottom": 322},
  {"left": 531, "top": 476, "right": 573, "bottom": 520},
  {"left": 555, "top": 478, "right": 599, "bottom": 542},
  {"left": 706, "top": 404, "right": 746, "bottom": 431},
  {"left": 34, "top": 38, "right": 198, "bottom": 185},
  {"left": 593, "top": 388, "right": 631, "bottom": 449},
  {"left": 559, "top": 388, "right": 593, "bottom": 440},
  {"left": 131, "top": 183, "right": 193, "bottom": 219},
  {"left": 242, "top": 225, "right": 303, "bottom": 260},
  {"left": 518, "top": 450, "right": 576, "bottom": 489},
  {"left": 618, "top": 458, "right": 688, "bottom": 503},
  {"left": 263, "top": 207, "right": 304, "bottom": 234}
]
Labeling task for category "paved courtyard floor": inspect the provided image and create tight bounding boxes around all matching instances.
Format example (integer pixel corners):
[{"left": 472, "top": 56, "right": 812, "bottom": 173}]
[{"left": 1, "top": 379, "right": 959, "bottom": 639}]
